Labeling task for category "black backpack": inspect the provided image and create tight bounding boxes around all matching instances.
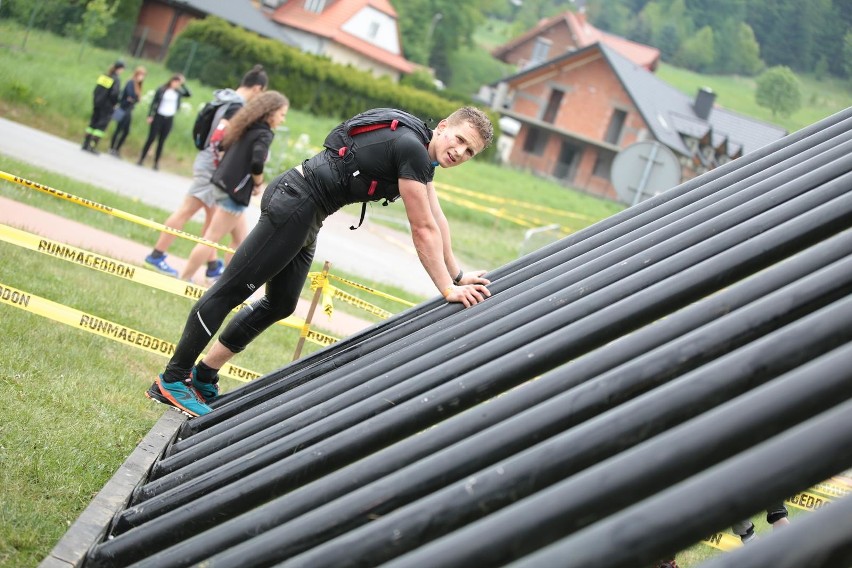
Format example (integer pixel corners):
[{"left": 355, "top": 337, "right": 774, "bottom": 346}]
[
  {"left": 192, "top": 99, "right": 233, "bottom": 150},
  {"left": 323, "top": 108, "right": 433, "bottom": 229}
]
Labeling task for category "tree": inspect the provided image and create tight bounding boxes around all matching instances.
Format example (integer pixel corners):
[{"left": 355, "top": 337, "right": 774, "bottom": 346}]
[
  {"left": 674, "top": 25, "right": 714, "bottom": 72},
  {"left": 755, "top": 66, "right": 802, "bottom": 117},
  {"left": 66, "top": 0, "right": 117, "bottom": 55},
  {"left": 729, "top": 22, "right": 763, "bottom": 75},
  {"left": 842, "top": 31, "right": 852, "bottom": 79}
]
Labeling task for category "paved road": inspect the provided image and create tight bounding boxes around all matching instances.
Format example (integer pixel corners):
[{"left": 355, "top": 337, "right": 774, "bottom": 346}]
[{"left": 0, "top": 117, "right": 437, "bottom": 297}]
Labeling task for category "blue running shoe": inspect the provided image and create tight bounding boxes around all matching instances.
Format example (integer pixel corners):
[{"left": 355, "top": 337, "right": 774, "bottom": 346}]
[
  {"left": 205, "top": 259, "right": 225, "bottom": 279},
  {"left": 145, "top": 253, "right": 178, "bottom": 277},
  {"left": 154, "top": 374, "right": 212, "bottom": 416},
  {"left": 190, "top": 366, "right": 220, "bottom": 404}
]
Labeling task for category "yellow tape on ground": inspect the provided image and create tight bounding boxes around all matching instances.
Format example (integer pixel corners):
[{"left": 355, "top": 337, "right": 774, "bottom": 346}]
[
  {"left": 0, "top": 223, "right": 338, "bottom": 347},
  {"left": 0, "top": 170, "right": 234, "bottom": 254},
  {"left": 702, "top": 531, "right": 742, "bottom": 552},
  {"left": 786, "top": 490, "right": 833, "bottom": 512},
  {"left": 0, "top": 281, "right": 259, "bottom": 382},
  {"left": 434, "top": 181, "right": 597, "bottom": 222},
  {"left": 810, "top": 480, "right": 851, "bottom": 499}
]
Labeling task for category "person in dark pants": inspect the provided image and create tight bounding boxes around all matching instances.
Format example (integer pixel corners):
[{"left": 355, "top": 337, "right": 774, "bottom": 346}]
[
  {"left": 108, "top": 65, "right": 147, "bottom": 157},
  {"left": 180, "top": 90, "right": 289, "bottom": 282},
  {"left": 137, "top": 73, "right": 191, "bottom": 170},
  {"left": 147, "top": 106, "right": 495, "bottom": 417},
  {"left": 82, "top": 60, "right": 125, "bottom": 154}
]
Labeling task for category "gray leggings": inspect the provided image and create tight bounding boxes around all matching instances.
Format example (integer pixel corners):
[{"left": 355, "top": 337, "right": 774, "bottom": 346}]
[{"left": 163, "top": 170, "right": 326, "bottom": 382}]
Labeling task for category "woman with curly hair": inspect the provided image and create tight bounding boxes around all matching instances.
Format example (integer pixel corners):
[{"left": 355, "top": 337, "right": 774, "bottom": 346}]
[{"left": 180, "top": 90, "right": 289, "bottom": 283}]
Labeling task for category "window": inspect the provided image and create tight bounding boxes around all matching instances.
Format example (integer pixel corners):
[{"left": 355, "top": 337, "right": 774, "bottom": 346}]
[
  {"left": 305, "top": 0, "right": 327, "bottom": 14},
  {"left": 530, "top": 37, "right": 552, "bottom": 65},
  {"left": 367, "top": 21, "right": 380, "bottom": 39},
  {"left": 523, "top": 127, "right": 548, "bottom": 156},
  {"left": 604, "top": 109, "right": 627, "bottom": 144},
  {"left": 542, "top": 89, "right": 563, "bottom": 124},
  {"left": 592, "top": 150, "right": 615, "bottom": 180}
]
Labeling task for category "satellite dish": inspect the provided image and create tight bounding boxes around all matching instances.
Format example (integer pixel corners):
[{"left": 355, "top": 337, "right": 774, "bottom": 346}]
[{"left": 611, "top": 140, "right": 682, "bottom": 206}]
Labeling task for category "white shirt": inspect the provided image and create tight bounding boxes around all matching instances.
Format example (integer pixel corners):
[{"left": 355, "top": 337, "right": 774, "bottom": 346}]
[{"left": 157, "top": 88, "right": 180, "bottom": 117}]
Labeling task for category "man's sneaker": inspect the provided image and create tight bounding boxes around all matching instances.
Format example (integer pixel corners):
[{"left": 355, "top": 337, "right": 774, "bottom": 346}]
[
  {"left": 145, "top": 253, "right": 178, "bottom": 277},
  {"left": 190, "top": 366, "right": 220, "bottom": 404},
  {"left": 205, "top": 259, "right": 225, "bottom": 279},
  {"left": 152, "top": 374, "right": 212, "bottom": 417}
]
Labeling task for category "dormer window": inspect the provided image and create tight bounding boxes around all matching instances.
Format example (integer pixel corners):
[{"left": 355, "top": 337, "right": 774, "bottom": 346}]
[
  {"left": 530, "top": 37, "right": 552, "bottom": 65},
  {"left": 368, "top": 21, "right": 379, "bottom": 39},
  {"left": 305, "top": 0, "right": 327, "bottom": 14}
]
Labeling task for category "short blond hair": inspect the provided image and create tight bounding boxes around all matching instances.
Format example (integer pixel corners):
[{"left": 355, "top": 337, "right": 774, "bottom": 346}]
[{"left": 447, "top": 106, "right": 494, "bottom": 148}]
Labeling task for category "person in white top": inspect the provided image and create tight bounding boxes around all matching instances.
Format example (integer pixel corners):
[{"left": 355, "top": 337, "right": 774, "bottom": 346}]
[{"left": 138, "top": 73, "right": 191, "bottom": 170}]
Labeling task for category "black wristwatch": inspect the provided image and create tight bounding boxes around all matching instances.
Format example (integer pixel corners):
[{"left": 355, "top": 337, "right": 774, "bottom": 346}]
[{"left": 452, "top": 270, "right": 463, "bottom": 285}]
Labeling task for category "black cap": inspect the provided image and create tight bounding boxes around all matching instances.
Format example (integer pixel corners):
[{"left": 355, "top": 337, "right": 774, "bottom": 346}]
[{"left": 114, "top": 59, "right": 126, "bottom": 69}]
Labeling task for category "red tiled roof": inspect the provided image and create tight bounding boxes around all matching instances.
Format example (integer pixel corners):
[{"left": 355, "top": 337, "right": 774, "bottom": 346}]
[
  {"left": 270, "top": 0, "right": 413, "bottom": 74},
  {"left": 493, "top": 10, "right": 660, "bottom": 71}
]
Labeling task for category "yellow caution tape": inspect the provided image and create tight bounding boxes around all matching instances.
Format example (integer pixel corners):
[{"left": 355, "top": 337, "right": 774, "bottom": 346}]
[
  {"left": 0, "top": 170, "right": 235, "bottom": 254},
  {"left": 702, "top": 531, "right": 742, "bottom": 552},
  {"left": 786, "top": 490, "right": 832, "bottom": 512},
  {"left": 322, "top": 273, "right": 416, "bottom": 307},
  {"left": 810, "top": 480, "right": 851, "bottom": 499},
  {"left": 0, "top": 280, "right": 259, "bottom": 382},
  {"left": 0, "top": 223, "right": 338, "bottom": 347},
  {"left": 308, "top": 272, "right": 394, "bottom": 319},
  {"left": 434, "top": 181, "right": 597, "bottom": 221},
  {"left": 698, "top": 481, "right": 842, "bottom": 554}
]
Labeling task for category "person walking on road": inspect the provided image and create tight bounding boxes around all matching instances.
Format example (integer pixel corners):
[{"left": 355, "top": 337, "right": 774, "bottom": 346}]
[
  {"left": 147, "top": 106, "right": 495, "bottom": 416},
  {"left": 108, "top": 65, "right": 147, "bottom": 158},
  {"left": 144, "top": 65, "right": 268, "bottom": 278},
  {"left": 137, "top": 73, "right": 191, "bottom": 170},
  {"left": 82, "top": 60, "right": 125, "bottom": 155},
  {"left": 180, "top": 90, "right": 288, "bottom": 283}
]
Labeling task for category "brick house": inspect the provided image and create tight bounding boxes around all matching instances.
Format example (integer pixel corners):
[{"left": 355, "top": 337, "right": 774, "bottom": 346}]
[
  {"left": 490, "top": 42, "right": 787, "bottom": 201},
  {"left": 133, "top": 0, "right": 414, "bottom": 81},
  {"left": 493, "top": 10, "right": 660, "bottom": 72}
]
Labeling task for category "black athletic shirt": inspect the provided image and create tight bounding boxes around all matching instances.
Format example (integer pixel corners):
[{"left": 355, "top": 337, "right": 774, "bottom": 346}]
[{"left": 302, "top": 126, "right": 435, "bottom": 215}]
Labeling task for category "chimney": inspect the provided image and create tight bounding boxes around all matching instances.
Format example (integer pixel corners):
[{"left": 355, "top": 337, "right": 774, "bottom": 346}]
[{"left": 694, "top": 87, "right": 716, "bottom": 120}]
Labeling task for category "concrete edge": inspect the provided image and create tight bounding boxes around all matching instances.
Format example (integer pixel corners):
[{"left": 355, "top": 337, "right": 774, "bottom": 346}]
[{"left": 39, "top": 410, "right": 187, "bottom": 568}]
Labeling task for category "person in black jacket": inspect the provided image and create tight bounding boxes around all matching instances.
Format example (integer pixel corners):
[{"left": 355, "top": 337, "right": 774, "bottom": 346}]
[
  {"left": 148, "top": 106, "right": 493, "bottom": 417},
  {"left": 179, "top": 90, "right": 288, "bottom": 282},
  {"left": 137, "top": 73, "right": 191, "bottom": 170},
  {"left": 108, "top": 65, "right": 147, "bottom": 157},
  {"left": 82, "top": 60, "right": 125, "bottom": 154}
]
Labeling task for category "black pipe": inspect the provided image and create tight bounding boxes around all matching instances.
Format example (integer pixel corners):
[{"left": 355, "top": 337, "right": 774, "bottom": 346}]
[
  {"left": 501, "top": 397, "right": 852, "bottom": 568},
  {"left": 189, "top": 122, "right": 852, "bottom": 428},
  {"left": 381, "top": 342, "right": 852, "bottom": 568},
  {"left": 259, "top": 340, "right": 852, "bottom": 568},
  {"left": 171, "top": 141, "right": 852, "bottom": 449},
  {"left": 88, "top": 255, "right": 852, "bottom": 565},
  {"left": 120, "top": 235, "right": 852, "bottom": 567}
]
